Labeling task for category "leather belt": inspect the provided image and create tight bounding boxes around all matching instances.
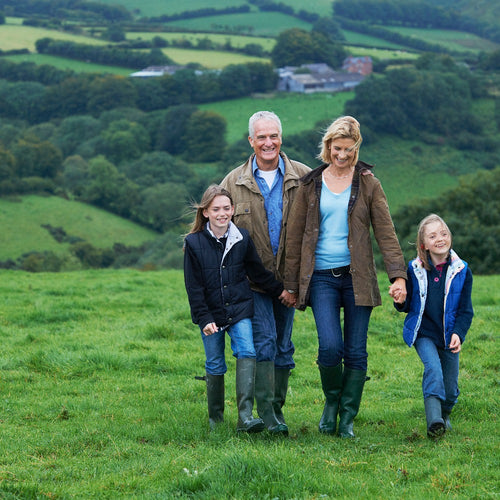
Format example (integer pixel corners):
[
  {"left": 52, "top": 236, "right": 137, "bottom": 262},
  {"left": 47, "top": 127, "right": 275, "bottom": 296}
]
[{"left": 317, "top": 265, "right": 350, "bottom": 278}]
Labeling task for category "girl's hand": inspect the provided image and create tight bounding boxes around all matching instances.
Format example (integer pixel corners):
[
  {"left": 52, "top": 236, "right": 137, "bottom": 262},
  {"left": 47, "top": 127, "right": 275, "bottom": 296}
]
[
  {"left": 449, "top": 333, "right": 461, "bottom": 353},
  {"left": 203, "top": 323, "right": 218, "bottom": 336},
  {"left": 389, "top": 278, "right": 407, "bottom": 304}
]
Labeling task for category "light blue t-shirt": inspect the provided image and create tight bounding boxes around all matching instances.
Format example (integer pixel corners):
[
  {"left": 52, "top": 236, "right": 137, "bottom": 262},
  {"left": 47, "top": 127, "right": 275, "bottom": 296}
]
[{"left": 314, "top": 178, "right": 351, "bottom": 270}]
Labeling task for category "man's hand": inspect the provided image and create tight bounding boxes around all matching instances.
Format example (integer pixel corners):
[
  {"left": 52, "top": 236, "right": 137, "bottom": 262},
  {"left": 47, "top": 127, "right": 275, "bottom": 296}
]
[
  {"left": 449, "top": 333, "right": 461, "bottom": 353},
  {"left": 279, "top": 290, "right": 297, "bottom": 308}
]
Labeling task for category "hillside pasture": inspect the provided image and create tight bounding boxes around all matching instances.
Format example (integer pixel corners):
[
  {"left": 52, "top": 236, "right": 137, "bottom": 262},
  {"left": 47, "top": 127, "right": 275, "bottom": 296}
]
[
  {"left": 126, "top": 31, "right": 276, "bottom": 52},
  {"left": 200, "top": 92, "right": 353, "bottom": 146},
  {"left": 4, "top": 53, "right": 133, "bottom": 75},
  {"left": 0, "top": 269, "right": 496, "bottom": 497},
  {"left": 384, "top": 26, "right": 500, "bottom": 53},
  {"left": 159, "top": 47, "right": 269, "bottom": 68},
  {"left": 0, "top": 21, "right": 107, "bottom": 52},
  {"left": 162, "top": 12, "right": 312, "bottom": 37},
  {"left": 0, "top": 195, "right": 157, "bottom": 262}
]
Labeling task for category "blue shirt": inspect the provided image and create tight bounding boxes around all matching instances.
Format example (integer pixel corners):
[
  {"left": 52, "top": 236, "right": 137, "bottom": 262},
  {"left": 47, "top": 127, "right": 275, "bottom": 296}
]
[
  {"left": 314, "top": 179, "right": 351, "bottom": 270},
  {"left": 252, "top": 156, "right": 284, "bottom": 256}
]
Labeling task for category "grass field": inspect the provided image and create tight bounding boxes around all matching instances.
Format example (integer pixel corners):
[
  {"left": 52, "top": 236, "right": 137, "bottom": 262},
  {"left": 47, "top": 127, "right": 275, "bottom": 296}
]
[
  {"left": 4, "top": 53, "right": 133, "bottom": 75},
  {"left": 0, "top": 21, "right": 107, "bottom": 52},
  {"left": 96, "top": 0, "right": 332, "bottom": 18},
  {"left": 0, "top": 195, "right": 157, "bottom": 262},
  {"left": 200, "top": 92, "right": 353, "bottom": 145},
  {"left": 0, "top": 269, "right": 497, "bottom": 497},
  {"left": 384, "top": 26, "right": 500, "bottom": 53},
  {"left": 162, "top": 12, "right": 312, "bottom": 37}
]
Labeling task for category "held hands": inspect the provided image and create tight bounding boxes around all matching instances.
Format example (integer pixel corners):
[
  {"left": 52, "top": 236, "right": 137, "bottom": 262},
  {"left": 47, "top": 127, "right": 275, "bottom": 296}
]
[
  {"left": 202, "top": 322, "right": 218, "bottom": 336},
  {"left": 279, "top": 290, "right": 297, "bottom": 308},
  {"left": 449, "top": 333, "right": 461, "bottom": 353},
  {"left": 389, "top": 277, "right": 407, "bottom": 304}
]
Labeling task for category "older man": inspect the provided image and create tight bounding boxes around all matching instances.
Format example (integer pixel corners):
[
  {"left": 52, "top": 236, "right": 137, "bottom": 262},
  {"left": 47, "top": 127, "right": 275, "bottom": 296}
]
[{"left": 221, "top": 111, "right": 311, "bottom": 435}]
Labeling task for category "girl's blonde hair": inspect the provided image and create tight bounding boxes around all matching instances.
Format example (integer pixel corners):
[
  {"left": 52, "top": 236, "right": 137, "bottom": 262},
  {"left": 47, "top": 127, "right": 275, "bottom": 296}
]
[
  {"left": 416, "top": 213, "right": 453, "bottom": 270},
  {"left": 318, "top": 115, "right": 362, "bottom": 164},
  {"left": 188, "top": 184, "right": 233, "bottom": 235}
]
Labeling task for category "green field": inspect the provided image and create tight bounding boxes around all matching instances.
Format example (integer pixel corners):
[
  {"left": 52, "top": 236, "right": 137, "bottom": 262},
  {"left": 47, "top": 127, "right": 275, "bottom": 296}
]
[
  {"left": 0, "top": 269, "right": 497, "bottom": 497},
  {"left": 160, "top": 47, "right": 269, "bottom": 69},
  {"left": 0, "top": 21, "right": 107, "bottom": 52},
  {"left": 163, "top": 12, "right": 312, "bottom": 37},
  {"left": 0, "top": 195, "right": 157, "bottom": 262},
  {"left": 96, "top": 0, "right": 333, "bottom": 18},
  {"left": 5, "top": 53, "right": 133, "bottom": 75},
  {"left": 127, "top": 31, "right": 276, "bottom": 52},
  {"left": 201, "top": 92, "right": 353, "bottom": 145},
  {"left": 384, "top": 26, "right": 500, "bottom": 53}
]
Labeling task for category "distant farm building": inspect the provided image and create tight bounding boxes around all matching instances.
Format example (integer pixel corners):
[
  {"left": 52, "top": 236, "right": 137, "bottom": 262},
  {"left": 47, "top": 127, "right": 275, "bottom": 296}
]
[
  {"left": 342, "top": 56, "right": 373, "bottom": 76},
  {"left": 129, "top": 65, "right": 187, "bottom": 77},
  {"left": 277, "top": 62, "right": 370, "bottom": 94}
]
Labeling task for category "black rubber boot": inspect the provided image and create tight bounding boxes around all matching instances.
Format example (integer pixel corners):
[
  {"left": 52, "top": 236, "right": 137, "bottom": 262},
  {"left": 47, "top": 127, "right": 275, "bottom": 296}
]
[
  {"left": 318, "top": 362, "right": 343, "bottom": 434},
  {"left": 236, "top": 358, "right": 265, "bottom": 433},
  {"left": 273, "top": 367, "right": 290, "bottom": 425},
  {"left": 255, "top": 361, "right": 288, "bottom": 435},
  {"left": 206, "top": 374, "right": 224, "bottom": 430},
  {"left": 338, "top": 368, "right": 367, "bottom": 438},
  {"left": 424, "top": 396, "right": 445, "bottom": 438}
]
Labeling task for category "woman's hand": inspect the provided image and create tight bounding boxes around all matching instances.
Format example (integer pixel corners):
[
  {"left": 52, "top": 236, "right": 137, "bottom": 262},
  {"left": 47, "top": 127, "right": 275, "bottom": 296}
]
[{"left": 389, "top": 277, "right": 407, "bottom": 304}]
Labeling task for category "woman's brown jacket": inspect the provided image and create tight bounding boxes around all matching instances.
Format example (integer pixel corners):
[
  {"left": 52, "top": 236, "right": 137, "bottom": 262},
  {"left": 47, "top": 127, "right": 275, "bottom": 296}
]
[{"left": 284, "top": 161, "right": 407, "bottom": 310}]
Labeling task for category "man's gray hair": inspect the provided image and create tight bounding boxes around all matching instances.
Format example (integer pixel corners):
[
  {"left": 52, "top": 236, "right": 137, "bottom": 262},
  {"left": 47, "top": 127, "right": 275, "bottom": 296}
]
[{"left": 248, "top": 111, "right": 282, "bottom": 138}]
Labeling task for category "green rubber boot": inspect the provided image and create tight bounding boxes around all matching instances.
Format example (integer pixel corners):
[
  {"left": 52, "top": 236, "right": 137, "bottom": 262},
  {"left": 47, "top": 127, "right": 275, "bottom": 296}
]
[
  {"left": 236, "top": 358, "right": 265, "bottom": 433},
  {"left": 255, "top": 361, "right": 288, "bottom": 435},
  {"left": 338, "top": 368, "right": 367, "bottom": 438},
  {"left": 206, "top": 373, "right": 224, "bottom": 430},
  {"left": 318, "top": 362, "right": 343, "bottom": 434},
  {"left": 273, "top": 367, "right": 290, "bottom": 426}
]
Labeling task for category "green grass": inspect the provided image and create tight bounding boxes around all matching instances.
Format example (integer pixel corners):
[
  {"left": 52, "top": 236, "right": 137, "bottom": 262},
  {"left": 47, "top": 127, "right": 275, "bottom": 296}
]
[
  {"left": 160, "top": 47, "right": 270, "bottom": 69},
  {"left": 0, "top": 269, "right": 497, "bottom": 497},
  {"left": 0, "top": 195, "right": 157, "bottom": 261},
  {"left": 163, "top": 12, "right": 312, "bottom": 37},
  {"left": 127, "top": 31, "right": 276, "bottom": 52},
  {"left": 384, "top": 26, "right": 500, "bottom": 53},
  {"left": 4, "top": 53, "right": 134, "bottom": 74},
  {"left": 200, "top": 92, "right": 353, "bottom": 145},
  {"left": 0, "top": 21, "right": 107, "bottom": 52}
]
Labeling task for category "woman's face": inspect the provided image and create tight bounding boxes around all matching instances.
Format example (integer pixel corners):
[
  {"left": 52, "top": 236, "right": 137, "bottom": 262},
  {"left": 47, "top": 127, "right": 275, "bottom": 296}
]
[{"left": 329, "top": 138, "right": 357, "bottom": 169}]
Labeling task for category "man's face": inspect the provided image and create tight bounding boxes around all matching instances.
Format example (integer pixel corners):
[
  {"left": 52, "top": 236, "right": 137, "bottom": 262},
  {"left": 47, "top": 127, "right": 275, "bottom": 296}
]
[{"left": 248, "top": 119, "right": 282, "bottom": 170}]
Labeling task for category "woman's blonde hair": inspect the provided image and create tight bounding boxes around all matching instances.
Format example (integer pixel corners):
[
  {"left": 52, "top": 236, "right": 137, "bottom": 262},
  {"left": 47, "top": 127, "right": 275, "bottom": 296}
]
[
  {"left": 416, "top": 213, "right": 452, "bottom": 270},
  {"left": 318, "top": 115, "right": 362, "bottom": 164},
  {"left": 188, "top": 184, "right": 233, "bottom": 235}
]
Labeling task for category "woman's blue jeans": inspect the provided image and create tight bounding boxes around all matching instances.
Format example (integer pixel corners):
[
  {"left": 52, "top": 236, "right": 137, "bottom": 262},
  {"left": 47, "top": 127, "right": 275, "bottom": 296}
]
[
  {"left": 309, "top": 270, "right": 372, "bottom": 370},
  {"left": 414, "top": 336, "right": 460, "bottom": 414},
  {"left": 201, "top": 318, "right": 256, "bottom": 375}
]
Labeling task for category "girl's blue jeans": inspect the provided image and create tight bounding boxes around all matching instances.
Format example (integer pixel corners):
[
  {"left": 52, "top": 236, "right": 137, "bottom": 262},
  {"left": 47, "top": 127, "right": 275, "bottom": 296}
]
[
  {"left": 414, "top": 336, "right": 460, "bottom": 414},
  {"left": 309, "top": 270, "right": 372, "bottom": 370},
  {"left": 201, "top": 318, "right": 256, "bottom": 375}
]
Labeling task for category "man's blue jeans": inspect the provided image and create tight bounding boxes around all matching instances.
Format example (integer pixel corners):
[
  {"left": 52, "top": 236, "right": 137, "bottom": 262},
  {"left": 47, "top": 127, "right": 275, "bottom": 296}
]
[
  {"left": 309, "top": 270, "right": 372, "bottom": 370},
  {"left": 252, "top": 291, "right": 295, "bottom": 369},
  {"left": 414, "top": 336, "right": 460, "bottom": 414},
  {"left": 201, "top": 318, "right": 256, "bottom": 375}
]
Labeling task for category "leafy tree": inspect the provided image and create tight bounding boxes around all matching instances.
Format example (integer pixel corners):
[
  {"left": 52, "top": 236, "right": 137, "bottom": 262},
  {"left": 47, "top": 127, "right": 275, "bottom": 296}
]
[
  {"left": 157, "top": 104, "right": 198, "bottom": 155},
  {"left": 137, "top": 182, "right": 189, "bottom": 232},
  {"left": 183, "top": 110, "right": 227, "bottom": 163},
  {"left": 217, "top": 64, "right": 251, "bottom": 98},
  {"left": 0, "top": 145, "right": 16, "bottom": 181},
  {"left": 393, "top": 168, "right": 500, "bottom": 275},
  {"left": 99, "top": 120, "right": 150, "bottom": 164},
  {"left": 53, "top": 115, "right": 102, "bottom": 157},
  {"left": 82, "top": 155, "right": 140, "bottom": 218},
  {"left": 12, "top": 137, "right": 63, "bottom": 178},
  {"left": 62, "top": 155, "right": 89, "bottom": 196},
  {"left": 271, "top": 28, "right": 346, "bottom": 68},
  {"left": 312, "top": 17, "right": 345, "bottom": 42},
  {"left": 86, "top": 75, "right": 138, "bottom": 115}
]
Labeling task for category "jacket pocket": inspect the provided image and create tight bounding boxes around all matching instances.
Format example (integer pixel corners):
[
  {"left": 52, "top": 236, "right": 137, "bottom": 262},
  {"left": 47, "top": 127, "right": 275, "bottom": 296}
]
[{"left": 233, "top": 202, "right": 253, "bottom": 231}]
